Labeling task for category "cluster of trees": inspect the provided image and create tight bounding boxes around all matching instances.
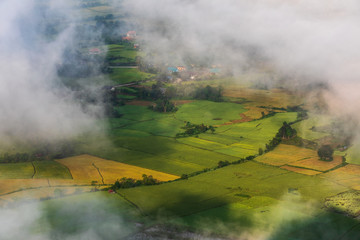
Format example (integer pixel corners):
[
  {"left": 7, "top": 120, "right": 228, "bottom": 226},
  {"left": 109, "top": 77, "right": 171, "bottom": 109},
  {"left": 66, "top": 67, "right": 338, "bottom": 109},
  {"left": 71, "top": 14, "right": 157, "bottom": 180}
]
[
  {"left": 193, "top": 85, "right": 223, "bottom": 102},
  {"left": 57, "top": 48, "right": 105, "bottom": 78},
  {"left": 278, "top": 122, "right": 297, "bottom": 139},
  {"left": 257, "top": 105, "right": 308, "bottom": 122},
  {"left": 181, "top": 155, "right": 256, "bottom": 180},
  {"left": 137, "top": 82, "right": 175, "bottom": 100},
  {"left": 150, "top": 99, "right": 177, "bottom": 113},
  {"left": 111, "top": 174, "right": 159, "bottom": 190},
  {"left": 0, "top": 142, "right": 75, "bottom": 163},
  {"left": 101, "top": 87, "right": 124, "bottom": 118},
  {"left": 138, "top": 56, "right": 159, "bottom": 74},
  {"left": 318, "top": 145, "right": 334, "bottom": 161},
  {"left": 137, "top": 82, "right": 224, "bottom": 104},
  {"left": 218, "top": 160, "right": 230, "bottom": 168},
  {"left": 176, "top": 122, "right": 215, "bottom": 138},
  {"left": 93, "top": 15, "right": 126, "bottom": 44},
  {"left": 286, "top": 105, "right": 308, "bottom": 121},
  {"left": 0, "top": 153, "right": 36, "bottom": 163},
  {"left": 263, "top": 121, "right": 297, "bottom": 152},
  {"left": 136, "top": 82, "right": 178, "bottom": 113}
]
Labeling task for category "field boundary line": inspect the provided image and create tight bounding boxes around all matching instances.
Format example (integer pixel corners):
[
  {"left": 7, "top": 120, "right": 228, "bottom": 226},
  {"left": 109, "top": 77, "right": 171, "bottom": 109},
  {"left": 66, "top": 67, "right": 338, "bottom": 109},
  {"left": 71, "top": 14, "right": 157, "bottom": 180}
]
[
  {"left": 0, "top": 184, "right": 108, "bottom": 198},
  {"left": 56, "top": 160, "right": 74, "bottom": 179},
  {"left": 31, "top": 162, "right": 36, "bottom": 179},
  {"left": 92, "top": 163, "right": 105, "bottom": 184},
  {"left": 92, "top": 146, "right": 156, "bottom": 156},
  {"left": 285, "top": 164, "right": 326, "bottom": 173},
  {"left": 174, "top": 139, "right": 239, "bottom": 158},
  {"left": 116, "top": 192, "right": 146, "bottom": 216},
  {"left": 338, "top": 222, "right": 360, "bottom": 240}
]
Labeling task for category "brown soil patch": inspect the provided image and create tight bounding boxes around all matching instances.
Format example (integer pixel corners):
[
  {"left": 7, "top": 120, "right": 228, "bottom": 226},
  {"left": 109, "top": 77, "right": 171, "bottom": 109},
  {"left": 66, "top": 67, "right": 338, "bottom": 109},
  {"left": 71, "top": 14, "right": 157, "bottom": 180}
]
[
  {"left": 172, "top": 100, "right": 194, "bottom": 105},
  {"left": 219, "top": 113, "right": 253, "bottom": 126},
  {"left": 127, "top": 100, "right": 153, "bottom": 106},
  {"left": 243, "top": 106, "right": 269, "bottom": 119}
]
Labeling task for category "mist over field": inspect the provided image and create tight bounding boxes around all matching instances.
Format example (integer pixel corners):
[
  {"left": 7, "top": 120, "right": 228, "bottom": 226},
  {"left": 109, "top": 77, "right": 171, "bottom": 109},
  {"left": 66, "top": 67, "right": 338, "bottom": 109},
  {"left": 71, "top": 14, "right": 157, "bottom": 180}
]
[
  {"left": 0, "top": 0, "right": 104, "bottom": 145},
  {"left": 2, "top": 0, "right": 360, "bottom": 142},
  {"left": 2, "top": 0, "right": 360, "bottom": 240},
  {"left": 121, "top": 0, "right": 360, "bottom": 123}
]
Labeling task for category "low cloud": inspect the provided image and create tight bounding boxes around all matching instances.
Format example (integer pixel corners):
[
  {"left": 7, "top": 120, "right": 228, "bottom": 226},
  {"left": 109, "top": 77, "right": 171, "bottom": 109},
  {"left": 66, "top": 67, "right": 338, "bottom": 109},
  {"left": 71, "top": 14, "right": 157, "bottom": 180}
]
[
  {"left": 120, "top": 0, "right": 360, "bottom": 127},
  {"left": 0, "top": 0, "right": 104, "bottom": 145},
  {"left": 0, "top": 195, "right": 134, "bottom": 240}
]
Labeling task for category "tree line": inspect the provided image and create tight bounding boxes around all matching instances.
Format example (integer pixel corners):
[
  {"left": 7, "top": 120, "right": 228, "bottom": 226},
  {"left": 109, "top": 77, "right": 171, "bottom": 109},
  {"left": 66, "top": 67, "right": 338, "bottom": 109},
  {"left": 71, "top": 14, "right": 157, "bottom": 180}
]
[
  {"left": 176, "top": 122, "right": 215, "bottom": 138},
  {"left": 0, "top": 141, "right": 75, "bottom": 163},
  {"left": 111, "top": 174, "right": 159, "bottom": 190}
]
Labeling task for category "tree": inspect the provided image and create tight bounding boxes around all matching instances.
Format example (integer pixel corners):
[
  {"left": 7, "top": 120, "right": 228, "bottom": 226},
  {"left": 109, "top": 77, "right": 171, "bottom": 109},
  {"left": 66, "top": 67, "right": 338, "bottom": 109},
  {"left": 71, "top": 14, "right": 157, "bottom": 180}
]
[
  {"left": 151, "top": 99, "right": 178, "bottom": 113},
  {"left": 218, "top": 160, "right": 230, "bottom": 168},
  {"left": 193, "top": 85, "right": 223, "bottom": 102},
  {"left": 258, "top": 148, "right": 264, "bottom": 155},
  {"left": 176, "top": 122, "right": 216, "bottom": 137},
  {"left": 181, "top": 174, "right": 188, "bottom": 180},
  {"left": 318, "top": 145, "right": 333, "bottom": 161},
  {"left": 277, "top": 122, "right": 297, "bottom": 139}
]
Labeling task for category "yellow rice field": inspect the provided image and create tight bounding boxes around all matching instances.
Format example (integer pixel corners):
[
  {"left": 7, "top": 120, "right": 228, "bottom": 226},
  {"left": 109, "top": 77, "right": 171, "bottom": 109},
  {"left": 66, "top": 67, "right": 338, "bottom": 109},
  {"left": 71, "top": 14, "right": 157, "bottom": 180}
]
[
  {"left": 289, "top": 156, "right": 343, "bottom": 172},
  {"left": 223, "top": 87, "right": 301, "bottom": 108},
  {"left": 0, "top": 179, "right": 49, "bottom": 195},
  {"left": 56, "top": 155, "right": 103, "bottom": 184},
  {"left": 256, "top": 144, "right": 318, "bottom": 166},
  {"left": 242, "top": 105, "right": 269, "bottom": 119},
  {"left": 321, "top": 164, "right": 360, "bottom": 189},
  {"left": 57, "top": 154, "right": 179, "bottom": 184}
]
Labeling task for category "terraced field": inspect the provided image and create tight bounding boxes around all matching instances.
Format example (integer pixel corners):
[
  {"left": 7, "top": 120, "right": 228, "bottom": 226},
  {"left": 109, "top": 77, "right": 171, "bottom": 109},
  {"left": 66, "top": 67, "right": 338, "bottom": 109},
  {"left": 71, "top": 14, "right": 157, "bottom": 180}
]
[
  {"left": 109, "top": 68, "right": 155, "bottom": 84},
  {"left": 106, "top": 44, "right": 139, "bottom": 65}
]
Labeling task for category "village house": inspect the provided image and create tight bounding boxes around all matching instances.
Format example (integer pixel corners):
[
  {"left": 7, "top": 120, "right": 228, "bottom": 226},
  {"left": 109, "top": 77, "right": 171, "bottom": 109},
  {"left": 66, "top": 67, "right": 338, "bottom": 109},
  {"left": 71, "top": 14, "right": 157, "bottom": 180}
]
[
  {"left": 123, "top": 31, "right": 136, "bottom": 41},
  {"left": 177, "top": 66, "right": 186, "bottom": 72},
  {"left": 89, "top": 48, "right": 101, "bottom": 55},
  {"left": 167, "top": 67, "right": 178, "bottom": 73}
]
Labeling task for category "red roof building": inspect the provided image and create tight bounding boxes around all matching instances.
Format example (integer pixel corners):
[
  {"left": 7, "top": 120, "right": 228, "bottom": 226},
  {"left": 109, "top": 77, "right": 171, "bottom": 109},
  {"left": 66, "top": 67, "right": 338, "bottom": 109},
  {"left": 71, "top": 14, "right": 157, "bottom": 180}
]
[
  {"left": 123, "top": 31, "right": 137, "bottom": 41},
  {"left": 89, "top": 48, "right": 101, "bottom": 54}
]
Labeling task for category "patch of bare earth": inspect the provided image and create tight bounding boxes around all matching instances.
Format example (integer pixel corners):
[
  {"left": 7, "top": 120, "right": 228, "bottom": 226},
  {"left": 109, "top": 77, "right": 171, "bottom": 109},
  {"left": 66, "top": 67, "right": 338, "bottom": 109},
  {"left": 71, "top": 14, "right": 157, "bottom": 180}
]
[
  {"left": 219, "top": 113, "right": 253, "bottom": 126},
  {"left": 127, "top": 100, "right": 153, "bottom": 106},
  {"left": 171, "top": 100, "right": 194, "bottom": 105}
]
